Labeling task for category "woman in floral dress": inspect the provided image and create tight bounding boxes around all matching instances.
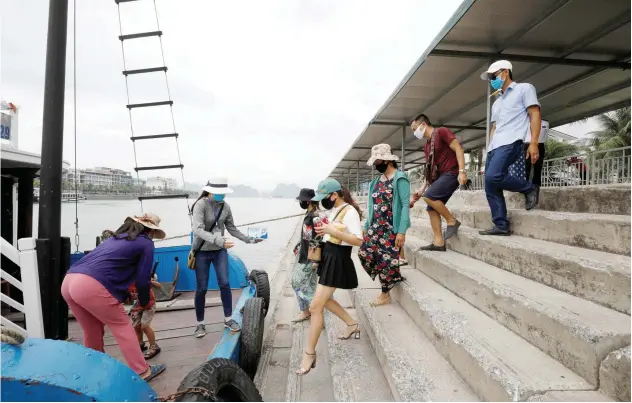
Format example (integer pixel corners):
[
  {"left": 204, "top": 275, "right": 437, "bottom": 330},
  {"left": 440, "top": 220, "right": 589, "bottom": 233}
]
[
  {"left": 291, "top": 188, "right": 323, "bottom": 322},
  {"left": 359, "top": 144, "right": 411, "bottom": 306}
]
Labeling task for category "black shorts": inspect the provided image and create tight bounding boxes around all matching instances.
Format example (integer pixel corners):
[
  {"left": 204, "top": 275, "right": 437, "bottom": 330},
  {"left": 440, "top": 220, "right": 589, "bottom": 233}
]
[{"left": 423, "top": 173, "right": 459, "bottom": 211}]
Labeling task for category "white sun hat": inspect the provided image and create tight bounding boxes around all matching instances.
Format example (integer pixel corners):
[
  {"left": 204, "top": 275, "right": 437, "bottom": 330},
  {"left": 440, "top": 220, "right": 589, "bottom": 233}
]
[
  {"left": 202, "top": 177, "right": 234, "bottom": 194},
  {"left": 480, "top": 60, "right": 513, "bottom": 80},
  {"left": 366, "top": 143, "right": 400, "bottom": 166}
]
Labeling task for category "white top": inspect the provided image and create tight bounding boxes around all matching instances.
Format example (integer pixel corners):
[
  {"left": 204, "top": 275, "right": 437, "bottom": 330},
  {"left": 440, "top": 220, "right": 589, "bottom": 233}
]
[
  {"left": 323, "top": 203, "right": 363, "bottom": 247},
  {"left": 524, "top": 120, "right": 549, "bottom": 143}
]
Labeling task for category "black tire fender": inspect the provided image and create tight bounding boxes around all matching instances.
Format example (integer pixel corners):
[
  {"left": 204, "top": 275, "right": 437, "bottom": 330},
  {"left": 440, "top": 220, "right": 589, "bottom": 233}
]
[
  {"left": 239, "top": 297, "right": 265, "bottom": 379},
  {"left": 176, "top": 358, "right": 263, "bottom": 402},
  {"left": 249, "top": 270, "right": 270, "bottom": 316}
]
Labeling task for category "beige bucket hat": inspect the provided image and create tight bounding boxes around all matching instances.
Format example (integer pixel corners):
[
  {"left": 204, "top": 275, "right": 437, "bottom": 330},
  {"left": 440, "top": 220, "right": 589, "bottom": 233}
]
[
  {"left": 366, "top": 143, "right": 400, "bottom": 166},
  {"left": 131, "top": 212, "right": 166, "bottom": 239}
]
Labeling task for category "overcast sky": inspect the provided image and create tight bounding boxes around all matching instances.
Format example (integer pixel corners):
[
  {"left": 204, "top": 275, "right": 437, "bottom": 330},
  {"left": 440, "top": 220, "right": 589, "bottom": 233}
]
[
  {"left": 1, "top": 0, "right": 467, "bottom": 190},
  {"left": 2, "top": 0, "right": 598, "bottom": 191}
]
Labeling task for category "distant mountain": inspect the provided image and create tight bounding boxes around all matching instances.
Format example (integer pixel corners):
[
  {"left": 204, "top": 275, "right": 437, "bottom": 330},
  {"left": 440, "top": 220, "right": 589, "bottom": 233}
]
[
  {"left": 232, "top": 184, "right": 259, "bottom": 198},
  {"left": 270, "top": 183, "right": 301, "bottom": 199},
  {"left": 186, "top": 181, "right": 258, "bottom": 197}
]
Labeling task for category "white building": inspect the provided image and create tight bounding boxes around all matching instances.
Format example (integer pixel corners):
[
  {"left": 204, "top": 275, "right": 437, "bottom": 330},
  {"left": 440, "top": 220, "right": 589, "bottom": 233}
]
[
  {"left": 145, "top": 176, "right": 178, "bottom": 192},
  {"left": 64, "top": 167, "right": 140, "bottom": 188}
]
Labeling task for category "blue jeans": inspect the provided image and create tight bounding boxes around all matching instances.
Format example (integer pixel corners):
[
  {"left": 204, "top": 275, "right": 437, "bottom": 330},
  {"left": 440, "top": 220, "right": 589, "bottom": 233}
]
[
  {"left": 195, "top": 249, "right": 231, "bottom": 320},
  {"left": 485, "top": 140, "right": 534, "bottom": 231}
]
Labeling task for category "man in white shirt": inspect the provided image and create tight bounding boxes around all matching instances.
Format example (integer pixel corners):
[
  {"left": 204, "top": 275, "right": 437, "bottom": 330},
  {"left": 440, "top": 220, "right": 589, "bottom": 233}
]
[{"left": 479, "top": 60, "right": 541, "bottom": 236}]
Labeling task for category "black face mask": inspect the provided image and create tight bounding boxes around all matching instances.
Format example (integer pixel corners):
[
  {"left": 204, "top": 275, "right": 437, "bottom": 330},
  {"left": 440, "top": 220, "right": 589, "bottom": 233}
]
[
  {"left": 299, "top": 201, "right": 309, "bottom": 210},
  {"left": 375, "top": 162, "right": 389, "bottom": 173},
  {"left": 321, "top": 195, "right": 335, "bottom": 210}
]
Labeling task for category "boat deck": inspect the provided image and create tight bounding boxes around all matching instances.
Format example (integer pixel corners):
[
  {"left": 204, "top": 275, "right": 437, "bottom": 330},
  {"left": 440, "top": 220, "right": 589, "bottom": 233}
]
[{"left": 68, "top": 290, "right": 242, "bottom": 397}]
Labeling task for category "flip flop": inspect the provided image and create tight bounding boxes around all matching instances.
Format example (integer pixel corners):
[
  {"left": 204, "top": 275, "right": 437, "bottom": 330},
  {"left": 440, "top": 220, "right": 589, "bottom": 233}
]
[
  {"left": 398, "top": 258, "right": 409, "bottom": 266},
  {"left": 142, "top": 364, "right": 166, "bottom": 382}
]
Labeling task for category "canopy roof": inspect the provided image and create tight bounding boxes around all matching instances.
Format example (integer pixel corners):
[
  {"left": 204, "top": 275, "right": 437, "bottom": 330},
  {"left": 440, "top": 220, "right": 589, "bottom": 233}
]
[{"left": 330, "top": 0, "right": 631, "bottom": 183}]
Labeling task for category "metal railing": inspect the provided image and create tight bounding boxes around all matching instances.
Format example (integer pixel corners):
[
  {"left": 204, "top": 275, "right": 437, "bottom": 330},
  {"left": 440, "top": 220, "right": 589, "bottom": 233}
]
[
  {"left": 542, "top": 146, "right": 630, "bottom": 187},
  {"left": 407, "top": 146, "right": 631, "bottom": 191},
  {"left": 1, "top": 237, "right": 45, "bottom": 338}
]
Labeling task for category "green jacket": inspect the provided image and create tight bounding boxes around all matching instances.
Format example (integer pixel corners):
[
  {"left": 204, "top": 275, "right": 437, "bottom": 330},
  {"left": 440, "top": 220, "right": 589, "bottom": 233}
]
[{"left": 364, "top": 170, "right": 411, "bottom": 235}]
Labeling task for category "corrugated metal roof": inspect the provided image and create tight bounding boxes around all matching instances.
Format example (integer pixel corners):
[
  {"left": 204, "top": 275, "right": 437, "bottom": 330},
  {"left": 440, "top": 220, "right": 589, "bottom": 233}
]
[{"left": 330, "top": 0, "right": 631, "bottom": 183}]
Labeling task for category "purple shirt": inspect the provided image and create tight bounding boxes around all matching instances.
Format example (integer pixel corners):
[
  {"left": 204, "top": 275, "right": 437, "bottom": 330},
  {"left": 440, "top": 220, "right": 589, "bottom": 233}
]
[{"left": 68, "top": 233, "right": 154, "bottom": 306}]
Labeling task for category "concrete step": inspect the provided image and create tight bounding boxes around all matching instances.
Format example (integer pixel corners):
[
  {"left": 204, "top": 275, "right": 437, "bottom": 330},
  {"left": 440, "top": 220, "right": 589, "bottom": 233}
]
[
  {"left": 433, "top": 206, "right": 631, "bottom": 255},
  {"left": 354, "top": 289, "right": 479, "bottom": 401},
  {"left": 409, "top": 219, "right": 631, "bottom": 314},
  {"left": 406, "top": 238, "right": 631, "bottom": 385},
  {"left": 428, "top": 184, "right": 631, "bottom": 215},
  {"left": 599, "top": 346, "right": 631, "bottom": 402},
  {"left": 259, "top": 272, "right": 392, "bottom": 401},
  {"left": 526, "top": 391, "right": 613, "bottom": 401},
  {"left": 323, "top": 305, "right": 394, "bottom": 402},
  {"left": 390, "top": 269, "right": 593, "bottom": 401},
  {"left": 286, "top": 318, "right": 336, "bottom": 402}
]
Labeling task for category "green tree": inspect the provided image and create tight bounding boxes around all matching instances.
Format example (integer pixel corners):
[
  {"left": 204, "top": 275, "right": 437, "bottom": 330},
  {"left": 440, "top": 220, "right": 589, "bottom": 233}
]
[
  {"left": 544, "top": 138, "right": 580, "bottom": 160},
  {"left": 589, "top": 107, "right": 631, "bottom": 151}
]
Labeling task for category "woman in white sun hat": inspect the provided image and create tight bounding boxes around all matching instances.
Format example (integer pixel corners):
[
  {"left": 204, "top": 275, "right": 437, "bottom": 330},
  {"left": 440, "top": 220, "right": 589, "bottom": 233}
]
[
  {"left": 63, "top": 213, "right": 167, "bottom": 383},
  {"left": 190, "top": 177, "right": 264, "bottom": 338},
  {"left": 359, "top": 144, "right": 410, "bottom": 307}
]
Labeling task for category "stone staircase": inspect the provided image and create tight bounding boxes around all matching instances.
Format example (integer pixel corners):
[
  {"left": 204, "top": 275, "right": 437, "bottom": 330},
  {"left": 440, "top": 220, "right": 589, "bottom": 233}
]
[{"left": 258, "top": 185, "right": 630, "bottom": 401}]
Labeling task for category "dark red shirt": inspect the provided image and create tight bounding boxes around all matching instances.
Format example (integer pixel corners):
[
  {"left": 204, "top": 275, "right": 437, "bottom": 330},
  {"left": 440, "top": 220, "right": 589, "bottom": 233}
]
[{"left": 424, "top": 127, "right": 459, "bottom": 175}]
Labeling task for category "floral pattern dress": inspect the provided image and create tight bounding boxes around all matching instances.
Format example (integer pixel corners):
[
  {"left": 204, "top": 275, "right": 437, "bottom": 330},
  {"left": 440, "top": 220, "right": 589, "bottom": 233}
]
[
  {"left": 358, "top": 178, "right": 404, "bottom": 292},
  {"left": 291, "top": 211, "right": 320, "bottom": 311}
]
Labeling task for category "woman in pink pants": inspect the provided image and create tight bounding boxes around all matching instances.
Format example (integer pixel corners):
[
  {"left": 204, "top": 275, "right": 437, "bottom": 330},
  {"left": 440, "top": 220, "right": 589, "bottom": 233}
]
[{"left": 62, "top": 213, "right": 166, "bottom": 382}]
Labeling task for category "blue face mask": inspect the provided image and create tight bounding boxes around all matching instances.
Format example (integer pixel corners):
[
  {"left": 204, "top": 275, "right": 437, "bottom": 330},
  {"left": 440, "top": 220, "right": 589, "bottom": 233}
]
[
  {"left": 212, "top": 194, "right": 225, "bottom": 202},
  {"left": 490, "top": 74, "right": 504, "bottom": 90}
]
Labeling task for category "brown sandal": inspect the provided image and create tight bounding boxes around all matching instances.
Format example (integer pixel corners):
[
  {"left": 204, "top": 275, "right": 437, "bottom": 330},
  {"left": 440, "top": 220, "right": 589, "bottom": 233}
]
[{"left": 144, "top": 344, "right": 161, "bottom": 359}]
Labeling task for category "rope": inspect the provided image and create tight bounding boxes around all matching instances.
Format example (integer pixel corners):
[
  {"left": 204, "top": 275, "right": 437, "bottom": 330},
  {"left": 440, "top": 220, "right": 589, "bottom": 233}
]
[
  {"left": 72, "top": 0, "right": 80, "bottom": 253},
  {"left": 0, "top": 326, "right": 25, "bottom": 345},
  {"left": 156, "top": 387, "right": 217, "bottom": 402},
  {"left": 116, "top": 1, "right": 190, "bottom": 220},
  {"left": 155, "top": 212, "right": 304, "bottom": 242},
  {"left": 116, "top": 3, "right": 144, "bottom": 213},
  {"left": 151, "top": 0, "right": 191, "bottom": 225}
]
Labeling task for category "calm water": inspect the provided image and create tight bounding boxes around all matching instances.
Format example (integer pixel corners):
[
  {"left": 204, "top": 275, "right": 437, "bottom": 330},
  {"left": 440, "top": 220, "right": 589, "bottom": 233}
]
[{"left": 32, "top": 198, "right": 302, "bottom": 270}]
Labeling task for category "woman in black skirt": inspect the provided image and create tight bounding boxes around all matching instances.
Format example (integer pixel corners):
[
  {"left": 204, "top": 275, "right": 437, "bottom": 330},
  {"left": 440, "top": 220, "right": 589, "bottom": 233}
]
[{"left": 296, "top": 178, "right": 364, "bottom": 375}]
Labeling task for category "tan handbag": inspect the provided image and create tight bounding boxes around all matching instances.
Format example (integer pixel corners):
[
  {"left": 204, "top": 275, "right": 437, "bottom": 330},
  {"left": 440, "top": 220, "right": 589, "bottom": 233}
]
[
  {"left": 307, "top": 242, "right": 322, "bottom": 262},
  {"left": 326, "top": 205, "right": 350, "bottom": 245}
]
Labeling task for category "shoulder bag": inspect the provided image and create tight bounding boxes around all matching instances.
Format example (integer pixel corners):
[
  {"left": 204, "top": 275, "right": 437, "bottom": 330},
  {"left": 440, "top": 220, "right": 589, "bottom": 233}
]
[
  {"left": 307, "top": 205, "right": 350, "bottom": 262},
  {"left": 187, "top": 203, "right": 225, "bottom": 269},
  {"left": 424, "top": 129, "right": 439, "bottom": 185}
]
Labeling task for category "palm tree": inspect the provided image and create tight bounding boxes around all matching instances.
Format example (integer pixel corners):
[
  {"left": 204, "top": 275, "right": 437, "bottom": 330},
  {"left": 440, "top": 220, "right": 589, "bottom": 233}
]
[
  {"left": 544, "top": 138, "right": 580, "bottom": 160},
  {"left": 588, "top": 107, "right": 631, "bottom": 151}
]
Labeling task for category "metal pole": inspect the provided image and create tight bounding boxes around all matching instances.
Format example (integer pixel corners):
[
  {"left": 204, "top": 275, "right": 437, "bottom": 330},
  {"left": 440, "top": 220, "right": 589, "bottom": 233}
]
[
  {"left": 485, "top": 79, "right": 491, "bottom": 157},
  {"left": 38, "top": 0, "right": 69, "bottom": 340},
  {"left": 356, "top": 160, "right": 360, "bottom": 196},
  {"left": 401, "top": 126, "right": 406, "bottom": 171},
  {"left": 347, "top": 168, "right": 351, "bottom": 189}
]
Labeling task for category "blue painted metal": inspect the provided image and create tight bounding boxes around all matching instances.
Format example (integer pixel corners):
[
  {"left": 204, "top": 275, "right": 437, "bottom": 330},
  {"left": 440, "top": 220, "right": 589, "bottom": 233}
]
[
  {"left": 1, "top": 339, "right": 157, "bottom": 402},
  {"left": 70, "top": 247, "right": 249, "bottom": 291},
  {"left": 208, "top": 281, "right": 257, "bottom": 363}
]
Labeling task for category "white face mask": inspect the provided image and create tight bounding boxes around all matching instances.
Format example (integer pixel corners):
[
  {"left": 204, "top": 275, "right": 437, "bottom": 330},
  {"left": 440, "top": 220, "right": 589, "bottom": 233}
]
[{"left": 413, "top": 124, "right": 426, "bottom": 140}]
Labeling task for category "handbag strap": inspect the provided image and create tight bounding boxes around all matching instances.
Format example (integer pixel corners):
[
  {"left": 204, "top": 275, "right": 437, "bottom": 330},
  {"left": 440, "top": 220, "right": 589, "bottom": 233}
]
[
  {"left": 195, "top": 202, "right": 225, "bottom": 253},
  {"left": 331, "top": 204, "right": 350, "bottom": 223},
  {"left": 425, "top": 129, "right": 438, "bottom": 182}
]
